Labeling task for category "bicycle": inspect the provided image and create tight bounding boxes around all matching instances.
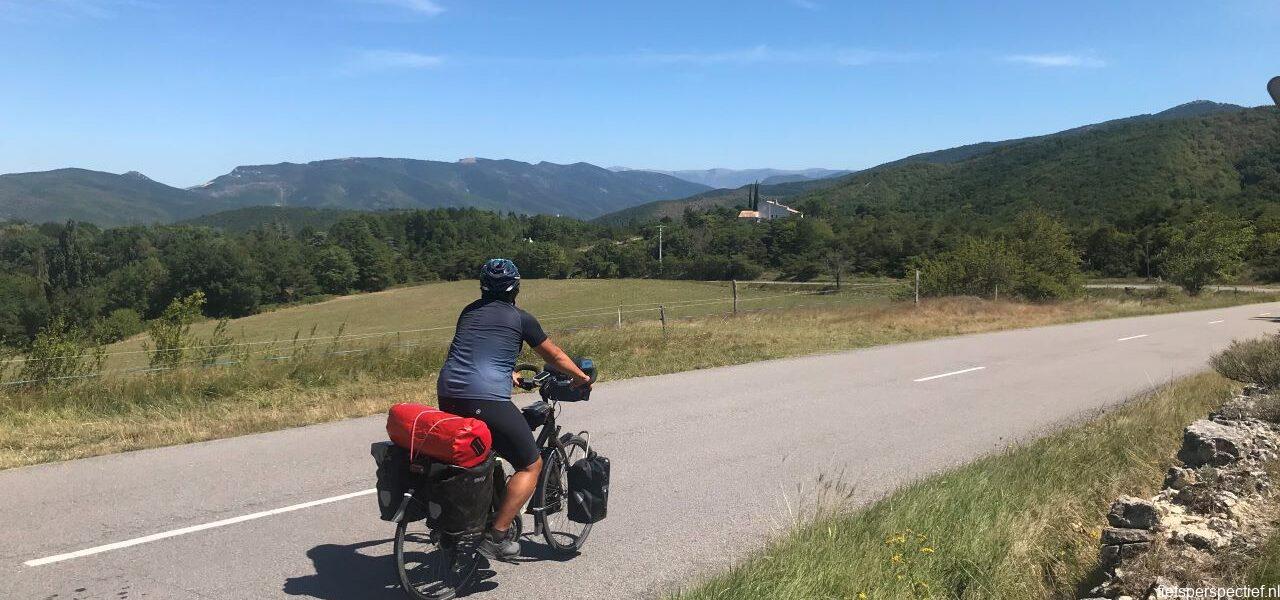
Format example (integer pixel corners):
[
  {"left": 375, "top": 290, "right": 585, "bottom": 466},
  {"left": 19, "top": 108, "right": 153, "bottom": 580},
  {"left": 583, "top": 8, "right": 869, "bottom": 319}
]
[
  {"left": 392, "top": 363, "right": 594, "bottom": 600},
  {"left": 514, "top": 363, "right": 596, "bottom": 554}
]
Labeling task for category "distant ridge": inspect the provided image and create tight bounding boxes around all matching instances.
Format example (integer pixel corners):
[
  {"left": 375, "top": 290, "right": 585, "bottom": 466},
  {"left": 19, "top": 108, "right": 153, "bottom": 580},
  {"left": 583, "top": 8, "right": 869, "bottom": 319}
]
[
  {"left": 0, "top": 158, "right": 712, "bottom": 226},
  {"left": 611, "top": 167, "right": 852, "bottom": 189}
]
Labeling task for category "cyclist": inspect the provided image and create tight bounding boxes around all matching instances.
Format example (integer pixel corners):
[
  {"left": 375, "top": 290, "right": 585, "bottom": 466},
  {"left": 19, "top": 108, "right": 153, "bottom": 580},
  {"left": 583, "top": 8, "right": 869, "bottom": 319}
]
[{"left": 437, "top": 258, "right": 592, "bottom": 560}]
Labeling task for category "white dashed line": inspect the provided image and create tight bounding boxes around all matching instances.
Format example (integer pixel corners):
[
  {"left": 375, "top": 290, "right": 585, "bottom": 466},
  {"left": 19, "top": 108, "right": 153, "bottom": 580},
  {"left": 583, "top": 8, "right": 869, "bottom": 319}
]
[
  {"left": 913, "top": 366, "right": 986, "bottom": 383},
  {"left": 1209, "top": 320, "right": 1225, "bottom": 325},
  {"left": 24, "top": 488, "right": 376, "bottom": 567},
  {"left": 1117, "top": 334, "right": 1149, "bottom": 342}
]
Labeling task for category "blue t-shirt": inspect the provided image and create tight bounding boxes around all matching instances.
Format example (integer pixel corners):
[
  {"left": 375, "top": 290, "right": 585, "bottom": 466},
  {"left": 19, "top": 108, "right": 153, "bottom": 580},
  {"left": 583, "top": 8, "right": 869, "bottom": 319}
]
[{"left": 437, "top": 298, "right": 548, "bottom": 402}]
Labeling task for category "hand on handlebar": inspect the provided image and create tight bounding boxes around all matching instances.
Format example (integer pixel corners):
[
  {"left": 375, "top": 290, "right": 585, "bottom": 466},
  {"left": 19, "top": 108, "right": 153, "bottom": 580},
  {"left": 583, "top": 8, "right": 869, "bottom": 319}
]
[{"left": 570, "top": 374, "right": 593, "bottom": 390}]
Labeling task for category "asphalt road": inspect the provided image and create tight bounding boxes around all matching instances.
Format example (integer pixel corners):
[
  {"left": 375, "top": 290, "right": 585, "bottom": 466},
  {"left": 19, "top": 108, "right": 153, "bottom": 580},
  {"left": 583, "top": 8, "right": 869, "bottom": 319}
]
[
  {"left": 1085, "top": 283, "right": 1280, "bottom": 293},
  {"left": 4, "top": 302, "right": 1280, "bottom": 600}
]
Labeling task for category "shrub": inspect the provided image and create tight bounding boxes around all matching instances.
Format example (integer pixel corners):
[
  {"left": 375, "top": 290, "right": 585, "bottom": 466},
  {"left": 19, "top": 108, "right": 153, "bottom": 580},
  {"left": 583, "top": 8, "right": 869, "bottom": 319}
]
[
  {"left": 1164, "top": 212, "right": 1254, "bottom": 295},
  {"left": 145, "top": 292, "right": 206, "bottom": 370},
  {"left": 16, "top": 318, "right": 105, "bottom": 387},
  {"left": 1211, "top": 335, "right": 1280, "bottom": 389},
  {"left": 92, "top": 308, "right": 144, "bottom": 344}
]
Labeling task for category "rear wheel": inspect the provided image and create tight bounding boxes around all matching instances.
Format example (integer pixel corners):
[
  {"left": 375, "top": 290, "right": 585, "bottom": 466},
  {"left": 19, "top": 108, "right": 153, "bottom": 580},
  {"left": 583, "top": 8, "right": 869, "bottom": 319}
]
[
  {"left": 537, "top": 435, "right": 593, "bottom": 553},
  {"left": 394, "top": 520, "right": 478, "bottom": 600}
]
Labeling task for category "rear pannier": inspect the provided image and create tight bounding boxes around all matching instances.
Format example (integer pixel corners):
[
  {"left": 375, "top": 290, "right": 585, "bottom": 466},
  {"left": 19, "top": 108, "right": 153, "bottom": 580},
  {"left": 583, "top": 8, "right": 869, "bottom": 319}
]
[
  {"left": 370, "top": 441, "right": 425, "bottom": 522},
  {"left": 567, "top": 450, "right": 610, "bottom": 524},
  {"left": 425, "top": 454, "right": 496, "bottom": 534}
]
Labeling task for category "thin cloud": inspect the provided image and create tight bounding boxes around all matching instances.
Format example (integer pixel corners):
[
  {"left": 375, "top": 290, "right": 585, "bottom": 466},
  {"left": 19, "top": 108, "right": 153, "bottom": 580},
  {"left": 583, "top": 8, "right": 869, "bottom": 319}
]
[
  {"left": 358, "top": 0, "right": 444, "bottom": 17},
  {"left": 630, "top": 45, "right": 923, "bottom": 67},
  {"left": 0, "top": 0, "right": 147, "bottom": 21},
  {"left": 1004, "top": 53, "right": 1106, "bottom": 68},
  {"left": 343, "top": 49, "right": 445, "bottom": 73}
]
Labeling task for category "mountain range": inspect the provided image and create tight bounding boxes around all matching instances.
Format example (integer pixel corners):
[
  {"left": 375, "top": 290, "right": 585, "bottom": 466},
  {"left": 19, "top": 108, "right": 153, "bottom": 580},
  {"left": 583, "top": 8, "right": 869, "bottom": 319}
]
[
  {"left": 610, "top": 167, "right": 852, "bottom": 189},
  {"left": 0, "top": 158, "right": 712, "bottom": 226}
]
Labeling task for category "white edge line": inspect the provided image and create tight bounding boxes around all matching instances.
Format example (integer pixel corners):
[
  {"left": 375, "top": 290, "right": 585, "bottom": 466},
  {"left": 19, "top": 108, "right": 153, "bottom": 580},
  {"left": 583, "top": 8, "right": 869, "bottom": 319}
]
[
  {"left": 1117, "top": 334, "right": 1149, "bottom": 342},
  {"left": 1209, "top": 320, "right": 1225, "bottom": 324},
  {"left": 913, "top": 366, "right": 986, "bottom": 383},
  {"left": 24, "top": 488, "right": 376, "bottom": 567}
]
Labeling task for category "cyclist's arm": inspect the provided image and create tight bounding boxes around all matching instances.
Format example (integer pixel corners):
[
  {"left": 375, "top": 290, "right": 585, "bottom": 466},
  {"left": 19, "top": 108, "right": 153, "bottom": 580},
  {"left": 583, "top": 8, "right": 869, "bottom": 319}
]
[{"left": 532, "top": 339, "right": 592, "bottom": 387}]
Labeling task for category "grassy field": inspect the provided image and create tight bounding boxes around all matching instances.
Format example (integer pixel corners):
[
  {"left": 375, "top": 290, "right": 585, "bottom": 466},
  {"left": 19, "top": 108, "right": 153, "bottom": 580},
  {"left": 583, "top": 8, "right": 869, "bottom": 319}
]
[
  {"left": 0, "top": 282, "right": 1274, "bottom": 470},
  {"left": 671, "top": 373, "right": 1238, "bottom": 600},
  {"left": 91, "top": 278, "right": 893, "bottom": 370}
]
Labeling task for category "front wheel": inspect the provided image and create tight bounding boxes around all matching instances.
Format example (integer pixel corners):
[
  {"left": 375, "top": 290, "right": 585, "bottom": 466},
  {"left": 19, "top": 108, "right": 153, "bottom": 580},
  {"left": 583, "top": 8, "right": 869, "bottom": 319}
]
[{"left": 537, "top": 434, "right": 593, "bottom": 553}]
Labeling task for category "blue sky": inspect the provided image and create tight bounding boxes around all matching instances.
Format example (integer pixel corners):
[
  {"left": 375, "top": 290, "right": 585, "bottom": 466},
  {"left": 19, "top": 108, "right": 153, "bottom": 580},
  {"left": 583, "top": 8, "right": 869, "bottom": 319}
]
[{"left": 1, "top": 0, "right": 1277, "bottom": 187}]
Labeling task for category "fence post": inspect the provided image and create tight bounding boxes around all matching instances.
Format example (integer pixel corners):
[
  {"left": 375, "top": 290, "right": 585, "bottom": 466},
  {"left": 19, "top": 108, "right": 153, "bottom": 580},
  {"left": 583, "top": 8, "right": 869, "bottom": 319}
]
[
  {"left": 836, "top": 269, "right": 841, "bottom": 290},
  {"left": 732, "top": 280, "right": 739, "bottom": 315},
  {"left": 617, "top": 306, "right": 622, "bottom": 329},
  {"left": 659, "top": 305, "right": 667, "bottom": 338},
  {"left": 914, "top": 270, "right": 920, "bottom": 306},
  {"left": 994, "top": 284, "right": 999, "bottom": 302}
]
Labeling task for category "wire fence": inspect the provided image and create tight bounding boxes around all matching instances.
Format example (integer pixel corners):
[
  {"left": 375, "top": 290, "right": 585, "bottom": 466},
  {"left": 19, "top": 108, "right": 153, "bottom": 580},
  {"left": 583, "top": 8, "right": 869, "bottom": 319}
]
[{"left": 0, "top": 278, "right": 910, "bottom": 387}]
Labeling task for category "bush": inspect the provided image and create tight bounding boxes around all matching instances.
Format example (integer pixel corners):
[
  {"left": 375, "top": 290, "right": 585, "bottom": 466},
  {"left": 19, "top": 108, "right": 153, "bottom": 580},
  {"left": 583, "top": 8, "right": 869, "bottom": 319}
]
[
  {"left": 16, "top": 318, "right": 105, "bottom": 387},
  {"left": 1211, "top": 335, "right": 1280, "bottom": 389},
  {"left": 1164, "top": 212, "right": 1254, "bottom": 295},
  {"left": 145, "top": 292, "right": 205, "bottom": 370},
  {"left": 919, "top": 212, "right": 1084, "bottom": 301},
  {"left": 92, "top": 308, "right": 145, "bottom": 343}
]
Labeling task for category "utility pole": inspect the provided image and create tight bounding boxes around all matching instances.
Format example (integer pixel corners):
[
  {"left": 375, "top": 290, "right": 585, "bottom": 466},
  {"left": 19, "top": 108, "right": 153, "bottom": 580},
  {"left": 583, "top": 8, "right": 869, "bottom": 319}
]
[
  {"left": 656, "top": 224, "right": 665, "bottom": 275},
  {"left": 914, "top": 269, "right": 920, "bottom": 306}
]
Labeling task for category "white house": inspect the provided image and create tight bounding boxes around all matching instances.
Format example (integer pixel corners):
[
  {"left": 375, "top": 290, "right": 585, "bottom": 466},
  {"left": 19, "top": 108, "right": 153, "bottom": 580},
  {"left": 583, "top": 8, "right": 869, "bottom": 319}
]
[{"left": 738, "top": 199, "right": 802, "bottom": 222}]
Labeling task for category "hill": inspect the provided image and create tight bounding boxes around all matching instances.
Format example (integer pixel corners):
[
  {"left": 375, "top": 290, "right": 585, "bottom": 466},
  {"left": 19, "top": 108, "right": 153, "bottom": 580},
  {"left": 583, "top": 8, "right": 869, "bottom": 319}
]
[
  {"left": 596, "top": 100, "right": 1254, "bottom": 225},
  {"left": 791, "top": 104, "right": 1279, "bottom": 224},
  {"left": 612, "top": 167, "right": 851, "bottom": 189},
  {"left": 192, "top": 157, "right": 711, "bottom": 219},
  {"left": 0, "top": 169, "right": 231, "bottom": 226},
  {"left": 869, "top": 100, "right": 1247, "bottom": 172},
  {"left": 594, "top": 176, "right": 846, "bottom": 225}
]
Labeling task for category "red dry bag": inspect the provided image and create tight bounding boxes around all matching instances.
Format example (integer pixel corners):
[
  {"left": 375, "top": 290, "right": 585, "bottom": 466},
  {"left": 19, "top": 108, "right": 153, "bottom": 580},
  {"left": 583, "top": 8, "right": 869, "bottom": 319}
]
[{"left": 386, "top": 403, "right": 492, "bottom": 468}]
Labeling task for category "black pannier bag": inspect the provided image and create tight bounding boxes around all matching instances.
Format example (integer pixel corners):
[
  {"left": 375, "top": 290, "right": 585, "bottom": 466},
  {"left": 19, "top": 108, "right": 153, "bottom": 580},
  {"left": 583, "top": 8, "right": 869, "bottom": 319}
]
[
  {"left": 521, "top": 401, "right": 550, "bottom": 431},
  {"left": 425, "top": 454, "right": 496, "bottom": 534},
  {"left": 567, "top": 451, "right": 610, "bottom": 524},
  {"left": 371, "top": 441, "right": 425, "bottom": 522}
]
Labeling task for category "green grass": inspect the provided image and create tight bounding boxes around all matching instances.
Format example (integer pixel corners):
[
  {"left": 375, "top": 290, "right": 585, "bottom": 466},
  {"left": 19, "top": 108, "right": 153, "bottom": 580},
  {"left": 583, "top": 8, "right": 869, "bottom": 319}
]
[
  {"left": 95, "top": 278, "right": 886, "bottom": 370},
  {"left": 670, "top": 373, "right": 1237, "bottom": 600}
]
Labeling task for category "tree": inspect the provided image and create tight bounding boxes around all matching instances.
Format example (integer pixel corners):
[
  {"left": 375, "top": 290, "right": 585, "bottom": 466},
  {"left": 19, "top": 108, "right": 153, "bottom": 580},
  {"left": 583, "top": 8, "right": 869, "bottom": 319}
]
[
  {"left": 918, "top": 237, "right": 1022, "bottom": 298},
  {"left": 1163, "top": 212, "right": 1254, "bottom": 295},
  {"left": 330, "top": 218, "right": 395, "bottom": 292},
  {"left": 0, "top": 273, "right": 49, "bottom": 345},
  {"left": 311, "top": 245, "right": 359, "bottom": 294},
  {"left": 1007, "top": 211, "right": 1083, "bottom": 300},
  {"left": 514, "top": 241, "right": 569, "bottom": 279}
]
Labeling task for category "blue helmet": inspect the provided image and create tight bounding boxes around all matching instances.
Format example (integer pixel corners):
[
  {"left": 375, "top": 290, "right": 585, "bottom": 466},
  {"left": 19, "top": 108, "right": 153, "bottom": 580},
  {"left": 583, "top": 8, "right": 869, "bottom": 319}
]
[{"left": 480, "top": 258, "right": 521, "bottom": 295}]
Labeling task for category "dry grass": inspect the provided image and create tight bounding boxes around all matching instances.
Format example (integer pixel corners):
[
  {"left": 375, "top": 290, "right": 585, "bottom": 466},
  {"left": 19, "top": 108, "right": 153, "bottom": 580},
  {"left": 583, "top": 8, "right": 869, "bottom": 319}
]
[
  {"left": 0, "top": 289, "right": 1272, "bottom": 470},
  {"left": 671, "top": 373, "right": 1237, "bottom": 600}
]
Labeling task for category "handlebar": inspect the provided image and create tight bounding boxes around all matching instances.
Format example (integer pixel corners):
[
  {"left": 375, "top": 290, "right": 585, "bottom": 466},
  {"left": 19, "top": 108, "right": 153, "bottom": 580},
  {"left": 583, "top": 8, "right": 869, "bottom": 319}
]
[{"left": 514, "top": 363, "right": 595, "bottom": 393}]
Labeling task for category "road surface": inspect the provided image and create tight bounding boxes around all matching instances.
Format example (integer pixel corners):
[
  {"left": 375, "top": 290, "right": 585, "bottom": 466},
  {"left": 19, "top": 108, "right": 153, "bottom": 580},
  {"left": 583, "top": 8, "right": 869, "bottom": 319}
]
[
  {"left": 1085, "top": 283, "right": 1280, "bottom": 293},
  {"left": 3, "top": 302, "right": 1280, "bottom": 600}
]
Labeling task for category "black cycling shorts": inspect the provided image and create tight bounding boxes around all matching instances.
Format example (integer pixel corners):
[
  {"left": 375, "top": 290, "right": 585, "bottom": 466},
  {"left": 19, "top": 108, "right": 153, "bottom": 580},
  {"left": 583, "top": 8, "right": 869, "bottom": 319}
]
[{"left": 439, "top": 397, "right": 540, "bottom": 470}]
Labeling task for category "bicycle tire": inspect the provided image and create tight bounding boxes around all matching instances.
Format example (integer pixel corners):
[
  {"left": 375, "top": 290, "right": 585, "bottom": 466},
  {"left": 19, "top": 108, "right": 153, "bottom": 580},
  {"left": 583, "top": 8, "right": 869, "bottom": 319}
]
[
  {"left": 394, "top": 519, "right": 477, "bottom": 600},
  {"left": 536, "top": 434, "right": 593, "bottom": 553}
]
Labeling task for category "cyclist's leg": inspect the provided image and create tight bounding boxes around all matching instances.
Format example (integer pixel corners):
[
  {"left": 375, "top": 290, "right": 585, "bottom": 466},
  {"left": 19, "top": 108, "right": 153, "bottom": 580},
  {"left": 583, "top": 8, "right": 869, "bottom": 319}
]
[{"left": 439, "top": 398, "right": 541, "bottom": 534}]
